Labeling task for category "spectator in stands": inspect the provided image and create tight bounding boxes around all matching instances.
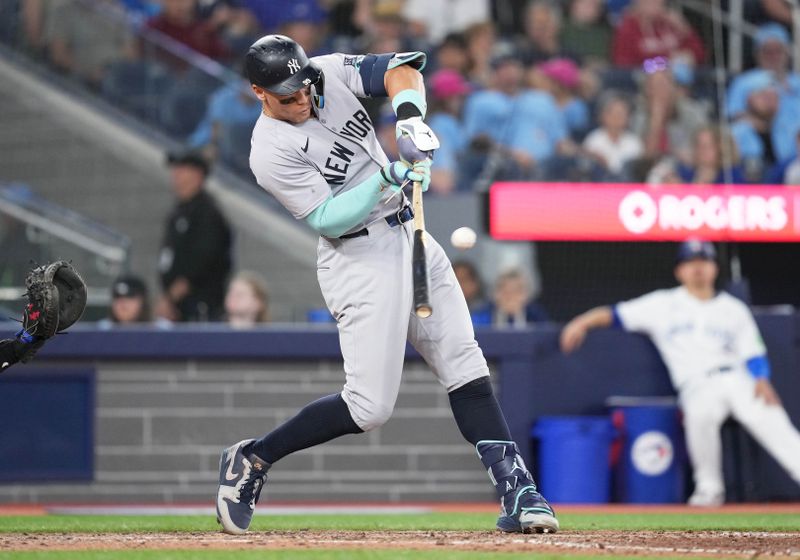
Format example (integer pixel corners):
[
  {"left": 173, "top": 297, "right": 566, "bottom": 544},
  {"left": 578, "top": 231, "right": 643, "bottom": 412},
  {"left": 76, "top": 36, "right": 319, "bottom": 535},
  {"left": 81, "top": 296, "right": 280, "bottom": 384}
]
[
  {"left": 119, "top": 0, "right": 161, "bottom": 19},
  {"left": 273, "top": 2, "right": 328, "bottom": 56},
  {"left": 146, "top": 0, "right": 228, "bottom": 65},
  {"left": 46, "top": 0, "right": 136, "bottom": 87},
  {"left": 224, "top": 270, "right": 270, "bottom": 328},
  {"left": 99, "top": 275, "right": 152, "bottom": 327},
  {"left": 353, "top": 1, "right": 420, "bottom": 55},
  {"left": 187, "top": 69, "right": 261, "bottom": 165},
  {"left": 201, "top": 1, "right": 261, "bottom": 56},
  {"left": 157, "top": 149, "right": 232, "bottom": 322},
  {"left": 453, "top": 260, "right": 491, "bottom": 326},
  {"left": 647, "top": 125, "right": 746, "bottom": 185},
  {"left": 485, "top": 268, "right": 549, "bottom": 328},
  {"left": 463, "top": 53, "right": 569, "bottom": 178},
  {"left": 516, "top": 0, "right": 564, "bottom": 66},
  {"left": 730, "top": 72, "right": 786, "bottom": 182},
  {"left": 402, "top": 0, "right": 489, "bottom": 45},
  {"left": 582, "top": 93, "right": 643, "bottom": 178},
  {"left": 531, "top": 58, "right": 590, "bottom": 140},
  {"left": 756, "top": 0, "right": 795, "bottom": 27},
  {"left": 559, "top": 0, "right": 613, "bottom": 65},
  {"left": 464, "top": 21, "right": 496, "bottom": 88},
  {"left": 237, "top": 0, "right": 325, "bottom": 37},
  {"left": 19, "top": 0, "right": 67, "bottom": 56},
  {"left": 611, "top": 0, "right": 705, "bottom": 68},
  {"left": 427, "top": 69, "right": 471, "bottom": 194},
  {"left": 434, "top": 33, "right": 471, "bottom": 76},
  {"left": 726, "top": 24, "right": 800, "bottom": 119},
  {"left": 631, "top": 59, "right": 710, "bottom": 161},
  {"left": 767, "top": 130, "right": 800, "bottom": 185}
]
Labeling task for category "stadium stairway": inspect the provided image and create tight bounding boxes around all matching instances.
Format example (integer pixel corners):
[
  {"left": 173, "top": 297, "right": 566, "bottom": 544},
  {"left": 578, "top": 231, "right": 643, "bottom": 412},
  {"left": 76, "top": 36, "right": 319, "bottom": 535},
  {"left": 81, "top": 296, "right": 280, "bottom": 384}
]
[{"left": 0, "top": 55, "right": 323, "bottom": 321}]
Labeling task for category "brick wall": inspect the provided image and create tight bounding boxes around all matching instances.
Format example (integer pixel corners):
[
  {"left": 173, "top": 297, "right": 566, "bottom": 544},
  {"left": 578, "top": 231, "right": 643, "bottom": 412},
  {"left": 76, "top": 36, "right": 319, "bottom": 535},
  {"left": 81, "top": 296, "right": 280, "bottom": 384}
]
[{"left": 0, "top": 360, "right": 497, "bottom": 504}]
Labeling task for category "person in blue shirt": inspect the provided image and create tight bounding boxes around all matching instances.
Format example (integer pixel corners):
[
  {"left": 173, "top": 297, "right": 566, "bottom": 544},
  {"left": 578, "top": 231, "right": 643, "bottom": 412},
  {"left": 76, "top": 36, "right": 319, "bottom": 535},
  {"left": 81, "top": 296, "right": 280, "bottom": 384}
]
[
  {"left": 478, "top": 268, "right": 549, "bottom": 328},
  {"left": 188, "top": 76, "right": 262, "bottom": 166},
  {"left": 452, "top": 260, "right": 492, "bottom": 326},
  {"left": 730, "top": 71, "right": 800, "bottom": 182},
  {"left": 426, "top": 69, "right": 471, "bottom": 194},
  {"left": 727, "top": 23, "right": 800, "bottom": 119},
  {"left": 463, "top": 54, "right": 568, "bottom": 176},
  {"left": 674, "top": 125, "right": 747, "bottom": 184},
  {"left": 766, "top": 129, "right": 800, "bottom": 185},
  {"left": 532, "top": 57, "right": 590, "bottom": 140}
]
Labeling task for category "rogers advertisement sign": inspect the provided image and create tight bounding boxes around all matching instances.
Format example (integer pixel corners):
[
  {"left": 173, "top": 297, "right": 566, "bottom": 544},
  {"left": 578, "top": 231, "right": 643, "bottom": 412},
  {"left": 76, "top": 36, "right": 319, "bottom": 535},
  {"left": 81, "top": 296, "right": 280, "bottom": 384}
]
[{"left": 489, "top": 183, "right": 799, "bottom": 241}]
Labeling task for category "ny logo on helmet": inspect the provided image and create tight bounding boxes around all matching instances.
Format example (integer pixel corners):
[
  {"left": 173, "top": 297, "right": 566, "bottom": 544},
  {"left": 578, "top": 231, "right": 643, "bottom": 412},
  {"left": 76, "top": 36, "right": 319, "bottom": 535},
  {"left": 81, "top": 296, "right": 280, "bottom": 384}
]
[{"left": 287, "top": 58, "right": 301, "bottom": 74}]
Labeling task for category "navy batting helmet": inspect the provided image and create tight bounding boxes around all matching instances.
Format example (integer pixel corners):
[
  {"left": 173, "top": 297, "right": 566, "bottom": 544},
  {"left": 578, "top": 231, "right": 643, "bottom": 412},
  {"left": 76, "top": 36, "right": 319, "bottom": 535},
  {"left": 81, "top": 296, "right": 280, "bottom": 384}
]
[{"left": 245, "top": 35, "right": 325, "bottom": 107}]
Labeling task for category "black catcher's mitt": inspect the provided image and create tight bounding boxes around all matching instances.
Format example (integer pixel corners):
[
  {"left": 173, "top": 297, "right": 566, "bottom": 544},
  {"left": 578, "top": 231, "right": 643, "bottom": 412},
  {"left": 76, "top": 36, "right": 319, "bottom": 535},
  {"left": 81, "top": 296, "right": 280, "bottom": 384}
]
[{"left": 23, "top": 261, "right": 87, "bottom": 340}]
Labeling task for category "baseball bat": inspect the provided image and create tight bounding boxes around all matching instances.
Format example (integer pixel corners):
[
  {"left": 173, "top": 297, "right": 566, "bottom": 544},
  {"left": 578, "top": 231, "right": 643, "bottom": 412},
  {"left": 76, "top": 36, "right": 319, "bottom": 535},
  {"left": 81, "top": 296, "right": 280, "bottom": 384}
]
[{"left": 412, "top": 180, "right": 432, "bottom": 318}]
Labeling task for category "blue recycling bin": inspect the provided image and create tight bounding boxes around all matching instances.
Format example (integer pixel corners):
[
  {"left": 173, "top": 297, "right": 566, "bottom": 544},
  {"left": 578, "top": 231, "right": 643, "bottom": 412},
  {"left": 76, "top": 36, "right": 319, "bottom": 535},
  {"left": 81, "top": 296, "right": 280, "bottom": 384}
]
[
  {"left": 612, "top": 403, "right": 686, "bottom": 503},
  {"left": 531, "top": 416, "right": 617, "bottom": 503}
]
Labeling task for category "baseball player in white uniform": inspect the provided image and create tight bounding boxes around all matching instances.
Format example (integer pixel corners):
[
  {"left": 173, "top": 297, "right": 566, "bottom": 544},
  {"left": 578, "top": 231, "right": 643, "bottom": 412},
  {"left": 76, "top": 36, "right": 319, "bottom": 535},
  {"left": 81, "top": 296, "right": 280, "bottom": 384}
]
[
  {"left": 560, "top": 240, "right": 800, "bottom": 506},
  {"left": 215, "top": 35, "right": 559, "bottom": 535}
]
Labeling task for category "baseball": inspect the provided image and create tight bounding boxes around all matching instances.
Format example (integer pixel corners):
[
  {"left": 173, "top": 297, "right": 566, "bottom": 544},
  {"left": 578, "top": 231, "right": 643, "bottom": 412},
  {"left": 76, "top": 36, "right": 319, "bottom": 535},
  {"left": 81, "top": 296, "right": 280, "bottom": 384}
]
[{"left": 450, "top": 226, "right": 477, "bottom": 250}]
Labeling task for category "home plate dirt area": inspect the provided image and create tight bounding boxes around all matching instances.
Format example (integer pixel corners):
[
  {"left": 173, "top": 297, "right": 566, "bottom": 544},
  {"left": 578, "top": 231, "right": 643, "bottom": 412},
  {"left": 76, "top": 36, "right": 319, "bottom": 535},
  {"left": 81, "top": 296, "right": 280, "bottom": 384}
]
[{"left": 2, "top": 530, "right": 800, "bottom": 557}]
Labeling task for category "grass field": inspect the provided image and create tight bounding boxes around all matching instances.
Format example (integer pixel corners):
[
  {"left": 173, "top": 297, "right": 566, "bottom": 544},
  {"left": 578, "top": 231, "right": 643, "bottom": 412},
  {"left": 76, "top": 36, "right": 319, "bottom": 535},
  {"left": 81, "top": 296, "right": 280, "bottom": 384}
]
[
  {"left": 1, "top": 509, "right": 799, "bottom": 559},
  {"left": 1, "top": 511, "right": 800, "bottom": 532}
]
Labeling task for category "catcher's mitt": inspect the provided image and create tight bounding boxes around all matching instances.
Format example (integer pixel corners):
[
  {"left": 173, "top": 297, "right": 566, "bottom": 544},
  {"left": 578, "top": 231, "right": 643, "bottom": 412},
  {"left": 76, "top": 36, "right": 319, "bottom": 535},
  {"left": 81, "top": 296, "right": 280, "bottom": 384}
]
[{"left": 23, "top": 261, "right": 87, "bottom": 340}]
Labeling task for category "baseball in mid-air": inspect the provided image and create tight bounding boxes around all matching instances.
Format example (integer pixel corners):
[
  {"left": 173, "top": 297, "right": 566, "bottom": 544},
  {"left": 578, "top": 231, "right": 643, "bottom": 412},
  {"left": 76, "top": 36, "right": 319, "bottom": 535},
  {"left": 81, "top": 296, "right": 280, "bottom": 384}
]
[{"left": 450, "top": 226, "right": 477, "bottom": 250}]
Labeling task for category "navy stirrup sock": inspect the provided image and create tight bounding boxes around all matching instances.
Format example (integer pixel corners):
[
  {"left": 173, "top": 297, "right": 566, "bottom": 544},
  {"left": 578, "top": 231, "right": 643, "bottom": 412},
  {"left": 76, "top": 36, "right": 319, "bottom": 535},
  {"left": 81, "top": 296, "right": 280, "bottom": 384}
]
[
  {"left": 245, "top": 393, "right": 362, "bottom": 464},
  {"left": 448, "top": 376, "right": 511, "bottom": 445}
]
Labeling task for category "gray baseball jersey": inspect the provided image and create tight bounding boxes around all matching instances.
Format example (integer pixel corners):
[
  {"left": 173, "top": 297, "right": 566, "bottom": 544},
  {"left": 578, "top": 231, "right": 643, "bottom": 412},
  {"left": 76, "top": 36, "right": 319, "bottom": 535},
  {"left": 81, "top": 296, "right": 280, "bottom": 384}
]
[
  {"left": 250, "top": 53, "right": 402, "bottom": 235},
  {"left": 249, "top": 52, "right": 490, "bottom": 431}
]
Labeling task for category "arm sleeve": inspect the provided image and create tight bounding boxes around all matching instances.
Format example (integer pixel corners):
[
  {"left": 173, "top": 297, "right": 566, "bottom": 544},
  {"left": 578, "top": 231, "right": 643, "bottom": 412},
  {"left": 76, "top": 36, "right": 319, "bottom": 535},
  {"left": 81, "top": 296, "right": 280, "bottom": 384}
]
[
  {"left": 314, "top": 52, "right": 426, "bottom": 98},
  {"left": 614, "top": 291, "right": 665, "bottom": 335},
  {"left": 305, "top": 170, "right": 386, "bottom": 238}
]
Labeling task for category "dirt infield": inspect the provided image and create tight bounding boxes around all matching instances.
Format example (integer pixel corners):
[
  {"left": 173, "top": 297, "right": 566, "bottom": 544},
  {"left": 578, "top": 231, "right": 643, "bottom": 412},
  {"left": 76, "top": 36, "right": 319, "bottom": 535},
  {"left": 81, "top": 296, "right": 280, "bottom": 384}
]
[{"left": 2, "top": 530, "right": 800, "bottom": 557}]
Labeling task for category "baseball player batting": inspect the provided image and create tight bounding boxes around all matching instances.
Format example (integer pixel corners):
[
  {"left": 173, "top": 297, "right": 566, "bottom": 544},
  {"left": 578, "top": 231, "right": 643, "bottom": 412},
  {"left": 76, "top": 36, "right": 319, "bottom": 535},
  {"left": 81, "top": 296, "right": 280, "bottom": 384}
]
[
  {"left": 561, "top": 240, "right": 800, "bottom": 506},
  {"left": 215, "top": 35, "right": 558, "bottom": 535}
]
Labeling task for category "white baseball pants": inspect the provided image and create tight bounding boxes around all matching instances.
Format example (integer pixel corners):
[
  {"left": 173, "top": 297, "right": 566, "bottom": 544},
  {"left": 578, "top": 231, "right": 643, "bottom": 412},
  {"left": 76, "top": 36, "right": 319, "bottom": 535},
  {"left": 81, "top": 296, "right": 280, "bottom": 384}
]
[
  {"left": 680, "top": 371, "right": 800, "bottom": 497},
  {"left": 316, "top": 218, "right": 491, "bottom": 431}
]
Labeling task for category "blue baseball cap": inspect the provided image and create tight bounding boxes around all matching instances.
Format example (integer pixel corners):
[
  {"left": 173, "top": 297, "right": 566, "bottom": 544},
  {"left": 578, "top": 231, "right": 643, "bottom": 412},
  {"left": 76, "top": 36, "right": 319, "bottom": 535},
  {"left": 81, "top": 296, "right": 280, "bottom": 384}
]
[
  {"left": 755, "top": 23, "right": 790, "bottom": 49},
  {"left": 676, "top": 240, "right": 717, "bottom": 264}
]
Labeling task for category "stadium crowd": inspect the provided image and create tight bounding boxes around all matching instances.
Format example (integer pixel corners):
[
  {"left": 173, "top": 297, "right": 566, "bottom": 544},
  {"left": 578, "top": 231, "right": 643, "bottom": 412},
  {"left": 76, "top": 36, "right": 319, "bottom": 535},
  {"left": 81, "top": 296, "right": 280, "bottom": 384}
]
[{"left": 4, "top": 0, "right": 800, "bottom": 189}]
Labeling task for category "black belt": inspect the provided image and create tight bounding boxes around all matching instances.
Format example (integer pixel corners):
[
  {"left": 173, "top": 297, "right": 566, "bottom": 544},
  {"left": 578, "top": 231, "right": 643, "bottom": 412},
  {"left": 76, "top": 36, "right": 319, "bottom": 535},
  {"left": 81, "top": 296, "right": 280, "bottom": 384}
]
[{"left": 340, "top": 206, "right": 414, "bottom": 239}]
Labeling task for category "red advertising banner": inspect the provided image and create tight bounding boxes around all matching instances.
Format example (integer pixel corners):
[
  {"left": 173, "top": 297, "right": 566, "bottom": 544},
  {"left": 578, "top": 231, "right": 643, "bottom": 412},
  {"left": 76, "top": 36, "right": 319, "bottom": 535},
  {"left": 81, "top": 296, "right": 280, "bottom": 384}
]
[{"left": 489, "top": 182, "right": 800, "bottom": 241}]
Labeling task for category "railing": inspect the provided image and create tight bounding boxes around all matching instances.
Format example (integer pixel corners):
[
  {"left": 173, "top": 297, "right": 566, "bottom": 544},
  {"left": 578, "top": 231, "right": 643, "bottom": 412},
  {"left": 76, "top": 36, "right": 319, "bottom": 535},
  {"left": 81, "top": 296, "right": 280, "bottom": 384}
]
[
  {"left": 678, "top": 0, "right": 800, "bottom": 74},
  {"left": 0, "top": 183, "right": 130, "bottom": 312},
  {"left": 0, "top": 0, "right": 257, "bottom": 180}
]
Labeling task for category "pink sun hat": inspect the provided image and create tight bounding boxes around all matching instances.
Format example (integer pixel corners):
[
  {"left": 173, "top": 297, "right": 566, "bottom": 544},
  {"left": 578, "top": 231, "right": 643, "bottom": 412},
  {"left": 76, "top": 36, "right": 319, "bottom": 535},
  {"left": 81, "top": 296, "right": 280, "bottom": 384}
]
[
  {"left": 536, "top": 58, "right": 581, "bottom": 89},
  {"left": 429, "top": 69, "right": 472, "bottom": 100}
]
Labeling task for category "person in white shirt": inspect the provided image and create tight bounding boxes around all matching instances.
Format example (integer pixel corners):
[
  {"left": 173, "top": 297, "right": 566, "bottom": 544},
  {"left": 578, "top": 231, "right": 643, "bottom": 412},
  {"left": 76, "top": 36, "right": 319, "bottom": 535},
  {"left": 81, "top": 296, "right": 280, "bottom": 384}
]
[
  {"left": 401, "top": 0, "right": 490, "bottom": 44},
  {"left": 560, "top": 240, "right": 800, "bottom": 506},
  {"left": 582, "top": 93, "right": 643, "bottom": 177}
]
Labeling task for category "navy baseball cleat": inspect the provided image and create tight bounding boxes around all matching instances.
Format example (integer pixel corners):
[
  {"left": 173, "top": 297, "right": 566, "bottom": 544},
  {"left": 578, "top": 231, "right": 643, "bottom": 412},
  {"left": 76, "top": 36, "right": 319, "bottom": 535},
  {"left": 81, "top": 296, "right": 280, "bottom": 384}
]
[
  {"left": 216, "top": 439, "right": 271, "bottom": 534},
  {"left": 477, "top": 440, "right": 559, "bottom": 534}
]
